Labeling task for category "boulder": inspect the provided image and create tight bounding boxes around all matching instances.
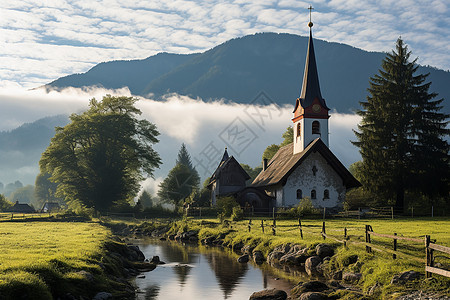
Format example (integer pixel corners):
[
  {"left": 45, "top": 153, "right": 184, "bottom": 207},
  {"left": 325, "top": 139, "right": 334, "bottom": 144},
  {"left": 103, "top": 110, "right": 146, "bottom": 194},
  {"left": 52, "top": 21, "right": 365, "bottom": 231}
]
[
  {"left": 242, "top": 245, "right": 255, "bottom": 255},
  {"left": 127, "top": 245, "right": 145, "bottom": 261},
  {"left": 267, "top": 251, "right": 285, "bottom": 264},
  {"left": 299, "top": 292, "right": 329, "bottom": 300},
  {"left": 305, "top": 256, "right": 322, "bottom": 277},
  {"left": 74, "top": 270, "right": 94, "bottom": 282},
  {"left": 328, "top": 280, "right": 344, "bottom": 289},
  {"left": 93, "top": 292, "right": 113, "bottom": 300},
  {"left": 315, "top": 244, "right": 334, "bottom": 259},
  {"left": 238, "top": 254, "right": 250, "bottom": 263},
  {"left": 331, "top": 270, "right": 342, "bottom": 280},
  {"left": 368, "top": 282, "right": 382, "bottom": 296},
  {"left": 150, "top": 256, "right": 165, "bottom": 264},
  {"left": 249, "top": 288, "right": 287, "bottom": 300},
  {"left": 253, "top": 251, "right": 265, "bottom": 265},
  {"left": 391, "top": 270, "right": 421, "bottom": 284},
  {"left": 233, "top": 242, "right": 244, "bottom": 252},
  {"left": 291, "top": 280, "right": 330, "bottom": 298},
  {"left": 342, "top": 272, "right": 362, "bottom": 283}
]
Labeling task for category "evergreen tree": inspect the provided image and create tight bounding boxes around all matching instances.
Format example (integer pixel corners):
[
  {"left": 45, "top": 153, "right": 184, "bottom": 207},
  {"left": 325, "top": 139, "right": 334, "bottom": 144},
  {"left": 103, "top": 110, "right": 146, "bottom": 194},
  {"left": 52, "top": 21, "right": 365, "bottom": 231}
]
[
  {"left": 176, "top": 143, "right": 195, "bottom": 171},
  {"left": 353, "top": 38, "right": 449, "bottom": 211},
  {"left": 158, "top": 163, "right": 200, "bottom": 206},
  {"left": 138, "top": 190, "right": 153, "bottom": 208}
]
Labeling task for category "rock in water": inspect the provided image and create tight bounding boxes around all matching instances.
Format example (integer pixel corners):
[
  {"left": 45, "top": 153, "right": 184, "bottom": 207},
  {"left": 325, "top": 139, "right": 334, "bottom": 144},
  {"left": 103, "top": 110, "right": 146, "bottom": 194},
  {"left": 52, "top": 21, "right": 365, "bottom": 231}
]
[
  {"left": 249, "top": 288, "right": 287, "bottom": 300},
  {"left": 305, "top": 256, "right": 322, "bottom": 276},
  {"left": 238, "top": 254, "right": 250, "bottom": 263}
]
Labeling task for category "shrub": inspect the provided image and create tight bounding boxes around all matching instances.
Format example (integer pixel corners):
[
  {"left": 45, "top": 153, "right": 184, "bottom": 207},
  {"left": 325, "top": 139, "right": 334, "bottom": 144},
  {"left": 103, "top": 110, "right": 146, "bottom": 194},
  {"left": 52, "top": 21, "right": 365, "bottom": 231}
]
[
  {"left": 231, "top": 206, "right": 244, "bottom": 221},
  {"left": 216, "top": 196, "right": 240, "bottom": 217}
]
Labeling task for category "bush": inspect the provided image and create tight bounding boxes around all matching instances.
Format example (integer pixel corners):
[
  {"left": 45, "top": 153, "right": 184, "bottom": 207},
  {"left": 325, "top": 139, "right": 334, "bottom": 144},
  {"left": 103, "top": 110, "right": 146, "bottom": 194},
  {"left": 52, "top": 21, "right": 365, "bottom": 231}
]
[
  {"left": 231, "top": 206, "right": 244, "bottom": 221},
  {"left": 216, "top": 196, "right": 240, "bottom": 218},
  {"left": 284, "top": 197, "right": 319, "bottom": 217}
]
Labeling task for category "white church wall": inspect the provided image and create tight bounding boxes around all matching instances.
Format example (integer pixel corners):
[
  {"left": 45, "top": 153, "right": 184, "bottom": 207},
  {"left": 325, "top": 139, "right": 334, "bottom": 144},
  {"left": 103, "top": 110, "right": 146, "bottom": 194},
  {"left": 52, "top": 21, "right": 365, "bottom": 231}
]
[{"left": 283, "top": 152, "right": 345, "bottom": 208}]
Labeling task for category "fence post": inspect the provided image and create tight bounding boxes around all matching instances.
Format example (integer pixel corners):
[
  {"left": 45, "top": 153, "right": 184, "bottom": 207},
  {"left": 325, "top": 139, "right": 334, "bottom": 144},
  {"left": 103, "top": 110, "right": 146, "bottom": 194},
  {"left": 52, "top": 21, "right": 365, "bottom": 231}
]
[
  {"left": 393, "top": 233, "right": 397, "bottom": 259},
  {"left": 358, "top": 207, "right": 361, "bottom": 220},
  {"left": 431, "top": 206, "right": 434, "bottom": 218},
  {"left": 298, "top": 218, "right": 303, "bottom": 239},
  {"left": 321, "top": 221, "right": 326, "bottom": 240},
  {"left": 261, "top": 220, "right": 265, "bottom": 233},
  {"left": 199, "top": 207, "right": 202, "bottom": 219},
  {"left": 272, "top": 207, "right": 275, "bottom": 220},
  {"left": 425, "top": 235, "right": 432, "bottom": 278},
  {"left": 344, "top": 227, "right": 348, "bottom": 248},
  {"left": 411, "top": 206, "right": 414, "bottom": 218},
  {"left": 365, "top": 225, "right": 372, "bottom": 253},
  {"left": 248, "top": 219, "right": 252, "bottom": 232},
  {"left": 323, "top": 207, "right": 326, "bottom": 220},
  {"left": 272, "top": 218, "right": 276, "bottom": 236},
  {"left": 11, "top": 213, "right": 13, "bottom": 220},
  {"left": 391, "top": 207, "right": 394, "bottom": 220}
]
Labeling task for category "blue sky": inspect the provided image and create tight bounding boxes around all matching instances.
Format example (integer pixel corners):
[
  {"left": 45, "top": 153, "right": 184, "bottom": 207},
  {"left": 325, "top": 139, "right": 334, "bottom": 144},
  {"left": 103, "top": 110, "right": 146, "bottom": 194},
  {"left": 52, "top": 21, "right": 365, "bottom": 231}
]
[{"left": 1, "top": 0, "right": 449, "bottom": 89}]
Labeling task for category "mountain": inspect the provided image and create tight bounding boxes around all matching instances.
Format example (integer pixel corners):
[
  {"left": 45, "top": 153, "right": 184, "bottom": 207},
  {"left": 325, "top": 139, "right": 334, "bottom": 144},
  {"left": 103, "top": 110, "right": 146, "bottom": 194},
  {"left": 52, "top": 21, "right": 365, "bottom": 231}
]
[
  {"left": 46, "top": 32, "right": 450, "bottom": 113},
  {"left": 0, "top": 115, "right": 69, "bottom": 185}
]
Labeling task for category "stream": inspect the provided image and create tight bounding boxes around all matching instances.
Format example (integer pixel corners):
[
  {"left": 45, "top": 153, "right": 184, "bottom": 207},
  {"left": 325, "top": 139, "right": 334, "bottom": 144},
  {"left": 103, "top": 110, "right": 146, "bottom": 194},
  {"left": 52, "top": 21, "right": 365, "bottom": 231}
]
[{"left": 134, "top": 238, "right": 307, "bottom": 300}]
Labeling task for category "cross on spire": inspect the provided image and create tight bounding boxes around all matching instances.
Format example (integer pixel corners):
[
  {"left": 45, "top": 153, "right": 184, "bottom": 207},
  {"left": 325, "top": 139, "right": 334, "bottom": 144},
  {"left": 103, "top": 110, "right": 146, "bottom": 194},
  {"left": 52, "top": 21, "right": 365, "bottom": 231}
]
[{"left": 308, "top": 5, "right": 314, "bottom": 28}]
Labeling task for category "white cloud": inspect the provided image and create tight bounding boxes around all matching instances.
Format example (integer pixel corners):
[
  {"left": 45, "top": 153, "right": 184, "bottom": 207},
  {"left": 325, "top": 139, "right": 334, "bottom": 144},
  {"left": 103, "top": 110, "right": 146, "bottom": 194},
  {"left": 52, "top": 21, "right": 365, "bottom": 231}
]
[
  {"left": 0, "top": 88, "right": 361, "bottom": 187},
  {"left": 0, "top": 0, "right": 448, "bottom": 89}
]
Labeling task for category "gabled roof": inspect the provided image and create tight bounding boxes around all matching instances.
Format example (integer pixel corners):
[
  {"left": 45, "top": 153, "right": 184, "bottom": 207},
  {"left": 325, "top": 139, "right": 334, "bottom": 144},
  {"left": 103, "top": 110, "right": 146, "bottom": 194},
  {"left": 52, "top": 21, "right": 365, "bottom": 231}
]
[
  {"left": 208, "top": 154, "right": 250, "bottom": 187},
  {"left": 294, "top": 29, "right": 329, "bottom": 111},
  {"left": 7, "top": 202, "right": 35, "bottom": 213},
  {"left": 251, "top": 138, "right": 360, "bottom": 189}
]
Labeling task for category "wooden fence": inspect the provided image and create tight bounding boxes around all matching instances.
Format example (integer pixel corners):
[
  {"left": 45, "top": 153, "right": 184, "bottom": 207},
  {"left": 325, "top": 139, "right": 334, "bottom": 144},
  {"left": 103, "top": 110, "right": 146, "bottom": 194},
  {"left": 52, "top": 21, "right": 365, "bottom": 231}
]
[{"left": 244, "top": 217, "right": 449, "bottom": 278}]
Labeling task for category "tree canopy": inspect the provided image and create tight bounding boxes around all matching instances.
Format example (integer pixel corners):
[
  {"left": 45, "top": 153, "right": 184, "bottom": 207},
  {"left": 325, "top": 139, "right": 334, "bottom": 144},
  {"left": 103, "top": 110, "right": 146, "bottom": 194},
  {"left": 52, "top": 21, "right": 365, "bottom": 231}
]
[
  {"left": 352, "top": 38, "right": 449, "bottom": 211},
  {"left": 39, "top": 95, "right": 161, "bottom": 212},
  {"left": 262, "top": 126, "right": 293, "bottom": 161},
  {"left": 158, "top": 144, "right": 200, "bottom": 206}
]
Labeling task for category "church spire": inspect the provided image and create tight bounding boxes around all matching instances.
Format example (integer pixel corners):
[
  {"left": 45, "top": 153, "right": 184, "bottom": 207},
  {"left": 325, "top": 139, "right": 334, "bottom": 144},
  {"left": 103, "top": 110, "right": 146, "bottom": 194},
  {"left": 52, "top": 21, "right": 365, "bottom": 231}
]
[{"left": 299, "top": 10, "right": 326, "bottom": 109}]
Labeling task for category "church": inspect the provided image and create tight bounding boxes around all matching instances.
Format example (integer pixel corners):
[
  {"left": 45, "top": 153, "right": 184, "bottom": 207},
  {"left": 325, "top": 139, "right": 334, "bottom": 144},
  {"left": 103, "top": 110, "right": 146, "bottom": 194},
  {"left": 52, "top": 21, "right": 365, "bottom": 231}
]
[{"left": 209, "top": 19, "right": 360, "bottom": 211}]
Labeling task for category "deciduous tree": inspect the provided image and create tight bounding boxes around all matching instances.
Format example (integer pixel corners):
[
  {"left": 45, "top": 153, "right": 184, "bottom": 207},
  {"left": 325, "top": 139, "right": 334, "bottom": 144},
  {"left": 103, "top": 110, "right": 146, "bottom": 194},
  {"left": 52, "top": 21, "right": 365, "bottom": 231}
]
[{"left": 39, "top": 95, "right": 161, "bottom": 212}]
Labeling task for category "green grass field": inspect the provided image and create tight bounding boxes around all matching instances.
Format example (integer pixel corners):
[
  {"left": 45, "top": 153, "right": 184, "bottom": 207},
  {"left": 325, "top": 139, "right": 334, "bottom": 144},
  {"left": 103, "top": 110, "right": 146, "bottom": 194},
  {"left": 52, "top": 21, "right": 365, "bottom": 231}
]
[
  {"left": 0, "top": 221, "right": 113, "bottom": 299},
  {"left": 173, "top": 216, "right": 450, "bottom": 298}
]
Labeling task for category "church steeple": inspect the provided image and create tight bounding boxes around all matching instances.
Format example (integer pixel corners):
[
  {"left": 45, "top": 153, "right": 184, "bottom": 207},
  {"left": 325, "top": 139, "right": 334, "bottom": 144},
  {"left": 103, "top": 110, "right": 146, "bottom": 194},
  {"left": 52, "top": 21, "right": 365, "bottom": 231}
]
[
  {"left": 292, "top": 8, "right": 330, "bottom": 154},
  {"left": 299, "top": 29, "right": 325, "bottom": 108}
]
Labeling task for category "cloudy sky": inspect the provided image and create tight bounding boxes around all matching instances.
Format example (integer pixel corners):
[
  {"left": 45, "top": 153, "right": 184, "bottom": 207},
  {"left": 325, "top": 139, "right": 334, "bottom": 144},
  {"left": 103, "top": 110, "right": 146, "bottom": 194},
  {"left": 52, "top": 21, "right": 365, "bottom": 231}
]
[
  {"left": 0, "top": 0, "right": 448, "bottom": 191},
  {"left": 1, "top": 0, "right": 449, "bottom": 89}
]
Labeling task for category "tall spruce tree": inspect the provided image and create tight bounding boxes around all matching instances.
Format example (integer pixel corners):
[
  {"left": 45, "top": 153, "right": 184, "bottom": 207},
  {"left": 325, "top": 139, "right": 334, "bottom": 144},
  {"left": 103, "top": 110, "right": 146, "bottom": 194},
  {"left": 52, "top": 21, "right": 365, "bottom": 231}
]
[
  {"left": 353, "top": 38, "right": 449, "bottom": 211},
  {"left": 158, "top": 144, "right": 200, "bottom": 206},
  {"left": 176, "top": 143, "right": 195, "bottom": 171}
]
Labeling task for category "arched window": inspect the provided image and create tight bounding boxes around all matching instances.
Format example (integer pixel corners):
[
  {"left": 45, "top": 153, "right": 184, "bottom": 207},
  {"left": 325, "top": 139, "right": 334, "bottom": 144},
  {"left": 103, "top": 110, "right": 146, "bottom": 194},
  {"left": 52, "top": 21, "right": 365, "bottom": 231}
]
[
  {"left": 312, "top": 121, "right": 320, "bottom": 135},
  {"left": 296, "top": 189, "right": 302, "bottom": 199},
  {"left": 311, "top": 189, "right": 316, "bottom": 199},
  {"left": 324, "top": 189, "right": 330, "bottom": 199},
  {"left": 297, "top": 123, "right": 301, "bottom": 138}
]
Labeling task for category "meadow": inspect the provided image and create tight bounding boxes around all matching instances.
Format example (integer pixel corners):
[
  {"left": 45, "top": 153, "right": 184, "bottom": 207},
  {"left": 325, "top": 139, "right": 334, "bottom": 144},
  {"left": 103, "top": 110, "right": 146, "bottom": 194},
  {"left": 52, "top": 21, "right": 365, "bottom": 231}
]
[
  {"left": 0, "top": 221, "right": 116, "bottom": 299},
  {"left": 168, "top": 216, "right": 450, "bottom": 298}
]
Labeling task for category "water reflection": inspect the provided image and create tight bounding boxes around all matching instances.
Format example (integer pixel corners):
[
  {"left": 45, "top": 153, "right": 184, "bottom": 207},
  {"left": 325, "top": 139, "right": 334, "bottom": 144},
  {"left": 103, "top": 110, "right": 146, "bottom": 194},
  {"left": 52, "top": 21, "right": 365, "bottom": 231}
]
[
  {"left": 202, "top": 248, "right": 248, "bottom": 299},
  {"left": 135, "top": 239, "right": 295, "bottom": 300}
]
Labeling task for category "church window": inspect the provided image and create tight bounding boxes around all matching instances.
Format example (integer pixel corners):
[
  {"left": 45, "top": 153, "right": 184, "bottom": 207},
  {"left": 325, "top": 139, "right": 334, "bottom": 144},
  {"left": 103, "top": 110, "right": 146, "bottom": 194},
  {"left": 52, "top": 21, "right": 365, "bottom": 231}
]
[
  {"left": 324, "top": 189, "right": 330, "bottom": 199},
  {"left": 312, "top": 121, "right": 320, "bottom": 135},
  {"left": 311, "top": 189, "right": 316, "bottom": 199},
  {"left": 297, "top": 123, "right": 301, "bottom": 137},
  {"left": 312, "top": 165, "right": 317, "bottom": 176},
  {"left": 296, "top": 189, "right": 302, "bottom": 199}
]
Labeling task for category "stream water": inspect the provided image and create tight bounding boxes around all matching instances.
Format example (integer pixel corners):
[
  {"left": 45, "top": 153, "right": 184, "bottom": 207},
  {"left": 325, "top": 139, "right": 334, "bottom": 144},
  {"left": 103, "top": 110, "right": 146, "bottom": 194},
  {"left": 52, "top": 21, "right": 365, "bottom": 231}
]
[{"left": 134, "top": 239, "right": 306, "bottom": 300}]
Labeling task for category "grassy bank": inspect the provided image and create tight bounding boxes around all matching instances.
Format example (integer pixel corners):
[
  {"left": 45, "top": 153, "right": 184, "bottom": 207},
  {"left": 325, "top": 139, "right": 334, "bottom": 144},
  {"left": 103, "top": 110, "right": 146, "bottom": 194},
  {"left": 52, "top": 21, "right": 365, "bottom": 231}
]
[
  {"left": 0, "top": 221, "right": 135, "bottom": 299},
  {"left": 165, "top": 217, "right": 450, "bottom": 298}
]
